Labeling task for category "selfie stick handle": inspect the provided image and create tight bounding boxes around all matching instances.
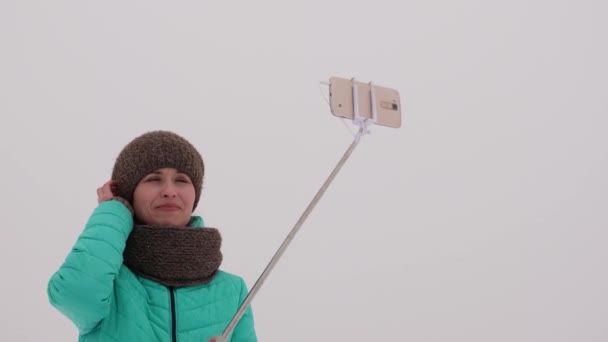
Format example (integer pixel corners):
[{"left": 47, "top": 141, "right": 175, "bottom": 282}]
[{"left": 218, "top": 80, "right": 376, "bottom": 342}]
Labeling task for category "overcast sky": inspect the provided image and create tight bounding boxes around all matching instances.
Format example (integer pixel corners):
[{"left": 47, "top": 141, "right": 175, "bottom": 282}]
[{"left": 1, "top": 1, "right": 607, "bottom": 341}]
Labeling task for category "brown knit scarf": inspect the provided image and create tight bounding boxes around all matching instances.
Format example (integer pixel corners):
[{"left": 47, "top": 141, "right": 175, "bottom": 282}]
[{"left": 123, "top": 225, "right": 223, "bottom": 287}]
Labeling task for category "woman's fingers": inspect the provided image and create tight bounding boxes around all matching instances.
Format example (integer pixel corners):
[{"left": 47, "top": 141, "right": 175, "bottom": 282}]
[{"left": 97, "top": 180, "right": 116, "bottom": 203}]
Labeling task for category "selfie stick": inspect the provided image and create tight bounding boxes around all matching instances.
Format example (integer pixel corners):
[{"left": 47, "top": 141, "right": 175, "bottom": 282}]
[{"left": 218, "top": 80, "right": 377, "bottom": 342}]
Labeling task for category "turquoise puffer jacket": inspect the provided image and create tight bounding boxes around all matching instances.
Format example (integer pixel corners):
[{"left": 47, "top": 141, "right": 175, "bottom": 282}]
[{"left": 48, "top": 200, "right": 257, "bottom": 342}]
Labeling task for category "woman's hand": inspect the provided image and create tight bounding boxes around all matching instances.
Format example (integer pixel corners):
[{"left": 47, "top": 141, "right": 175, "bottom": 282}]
[{"left": 96, "top": 180, "right": 116, "bottom": 203}]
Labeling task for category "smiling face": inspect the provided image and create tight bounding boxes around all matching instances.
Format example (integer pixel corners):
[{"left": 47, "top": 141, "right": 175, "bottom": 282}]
[{"left": 132, "top": 168, "right": 196, "bottom": 227}]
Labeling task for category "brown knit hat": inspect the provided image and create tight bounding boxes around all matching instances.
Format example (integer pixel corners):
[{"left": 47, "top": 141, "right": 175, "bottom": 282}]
[{"left": 111, "top": 130, "right": 205, "bottom": 210}]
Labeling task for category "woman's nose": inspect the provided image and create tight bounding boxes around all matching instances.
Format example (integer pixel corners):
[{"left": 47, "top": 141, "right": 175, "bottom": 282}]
[{"left": 161, "top": 182, "right": 177, "bottom": 198}]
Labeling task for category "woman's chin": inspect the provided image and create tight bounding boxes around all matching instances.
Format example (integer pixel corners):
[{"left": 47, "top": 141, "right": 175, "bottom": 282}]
[{"left": 145, "top": 215, "right": 188, "bottom": 227}]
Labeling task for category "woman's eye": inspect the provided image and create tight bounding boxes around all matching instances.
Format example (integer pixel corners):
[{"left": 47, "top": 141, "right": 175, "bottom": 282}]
[
  {"left": 177, "top": 178, "right": 190, "bottom": 183},
  {"left": 146, "top": 178, "right": 160, "bottom": 182}
]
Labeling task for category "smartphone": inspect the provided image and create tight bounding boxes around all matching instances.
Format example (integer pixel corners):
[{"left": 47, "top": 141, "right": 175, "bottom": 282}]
[{"left": 328, "top": 76, "right": 402, "bottom": 128}]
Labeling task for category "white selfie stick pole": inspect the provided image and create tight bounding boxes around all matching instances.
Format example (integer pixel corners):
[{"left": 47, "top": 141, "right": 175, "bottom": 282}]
[{"left": 217, "top": 79, "right": 377, "bottom": 342}]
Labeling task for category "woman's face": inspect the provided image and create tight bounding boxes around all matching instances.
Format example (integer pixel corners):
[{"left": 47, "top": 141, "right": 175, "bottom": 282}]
[{"left": 133, "top": 168, "right": 196, "bottom": 227}]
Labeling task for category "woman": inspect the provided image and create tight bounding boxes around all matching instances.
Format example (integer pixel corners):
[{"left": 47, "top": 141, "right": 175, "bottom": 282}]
[{"left": 47, "top": 131, "right": 257, "bottom": 342}]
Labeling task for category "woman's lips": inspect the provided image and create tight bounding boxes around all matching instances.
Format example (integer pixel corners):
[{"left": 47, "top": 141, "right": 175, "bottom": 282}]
[{"left": 157, "top": 204, "right": 181, "bottom": 211}]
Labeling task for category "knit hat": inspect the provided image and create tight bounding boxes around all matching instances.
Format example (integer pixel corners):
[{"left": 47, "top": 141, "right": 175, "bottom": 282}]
[{"left": 111, "top": 130, "right": 205, "bottom": 210}]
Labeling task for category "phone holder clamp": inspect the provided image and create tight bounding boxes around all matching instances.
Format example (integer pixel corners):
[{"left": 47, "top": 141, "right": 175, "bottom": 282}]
[{"left": 351, "top": 78, "right": 378, "bottom": 139}]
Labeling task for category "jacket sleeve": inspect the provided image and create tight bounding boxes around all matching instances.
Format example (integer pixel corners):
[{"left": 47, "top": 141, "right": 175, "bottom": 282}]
[
  {"left": 47, "top": 200, "right": 133, "bottom": 334},
  {"left": 231, "top": 278, "right": 258, "bottom": 342}
]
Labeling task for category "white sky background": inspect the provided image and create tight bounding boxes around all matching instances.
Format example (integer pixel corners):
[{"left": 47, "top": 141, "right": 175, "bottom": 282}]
[{"left": 1, "top": 1, "right": 607, "bottom": 341}]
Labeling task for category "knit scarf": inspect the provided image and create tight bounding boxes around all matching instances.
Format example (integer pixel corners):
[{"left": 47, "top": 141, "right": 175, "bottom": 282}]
[{"left": 123, "top": 224, "right": 223, "bottom": 287}]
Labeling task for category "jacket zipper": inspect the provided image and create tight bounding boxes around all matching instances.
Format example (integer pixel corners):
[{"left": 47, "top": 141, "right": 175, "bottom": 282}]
[{"left": 169, "top": 286, "right": 177, "bottom": 342}]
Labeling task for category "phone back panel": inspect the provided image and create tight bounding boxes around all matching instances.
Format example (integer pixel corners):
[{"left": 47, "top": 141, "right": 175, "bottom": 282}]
[{"left": 329, "top": 77, "right": 402, "bottom": 128}]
